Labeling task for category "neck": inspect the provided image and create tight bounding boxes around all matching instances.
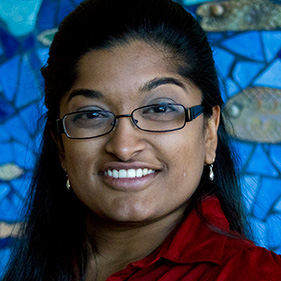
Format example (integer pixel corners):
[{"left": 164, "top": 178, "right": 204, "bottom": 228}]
[{"left": 84, "top": 207, "right": 186, "bottom": 280}]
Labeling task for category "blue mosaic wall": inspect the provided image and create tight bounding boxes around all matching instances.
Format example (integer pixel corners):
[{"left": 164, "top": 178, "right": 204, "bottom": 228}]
[{"left": 0, "top": 0, "right": 281, "bottom": 274}]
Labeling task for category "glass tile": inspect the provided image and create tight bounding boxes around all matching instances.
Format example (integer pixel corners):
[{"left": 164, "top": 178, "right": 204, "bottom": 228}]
[
  {"left": 213, "top": 47, "right": 235, "bottom": 79},
  {"left": 207, "top": 32, "right": 225, "bottom": 43},
  {"left": 221, "top": 32, "right": 265, "bottom": 62},
  {"left": 3, "top": 116, "right": 32, "bottom": 149},
  {"left": 247, "top": 145, "right": 278, "bottom": 177},
  {"left": 0, "top": 29, "right": 19, "bottom": 59},
  {"left": 0, "top": 97, "right": 14, "bottom": 123},
  {"left": 0, "top": 193, "right": 24, "bottom": 222},
  {"left": 253, "top": 178, "right": 281, "bottom": 220},
  {"left": 0, "top": 42, "right": 3, "bottom": 56},
  {"left": 267, "top": 214, "right": 281, "bottom": 249},
  {"left": 0, "top": 184, "right": 10, "bottom": 202},
  {"left": 13, "top": 142, "right": 36, "bottom": 171},
  {"left": 15, "top": 55, "right": 41, "bottom": 108},
  {"left": 0, "top": 0, "right": 43, "bottom": 37},
  {"left": 0, "top": 125, "right": 11, "bottom": 142},
  {"left": 0, "top": 55, "right": 20, "bottom": 102},
  {"left": 19, "top": 103, "right": 41, "bottom": 136},
  {"left": 233, "top": 61, "right": 265, "bottom": 89},
  {"left": 58, "top": 0, "right": 76, "bottom": 24},
  {"left": 241, "top": 175, "right": 260, "bottom": 212},
  {"left": 224, "top": 78, "right": 240, "bottom": 98},
  {"left": 248, "top": 217, "right": 267, "bottom": 247},
  {"left": 36, "top": 48, "right": 49, "bottom": 65},
  {"left": 0, "top": 144, "right": 14, "bottom": 164},
  {"left": 270, "top": 145, "right": 281, "bottom": 173},
  {"left": 254, "top": 59, "right": 281, "bottom": 88},
  {"left": 274, "top": 197, "right": 281, "bottom": 212},
  {"left": 37, "top": 0, "right": 59, "bottom": 31},
  {"left": 261, "top": 31, "right": 281, "bottom": 62},
  {"left": 236, "top": 142, "right": 255, "bottom": 169}
]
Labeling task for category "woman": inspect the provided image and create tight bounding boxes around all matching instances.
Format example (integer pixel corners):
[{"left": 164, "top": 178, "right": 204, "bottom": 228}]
[{"left": 2, "top": 0, "right": 281, "bottom": 280}]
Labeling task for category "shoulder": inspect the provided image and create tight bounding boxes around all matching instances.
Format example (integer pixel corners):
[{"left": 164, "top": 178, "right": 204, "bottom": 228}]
[{"left": 207, "top": 237, "right": 281, "bottom": 281}]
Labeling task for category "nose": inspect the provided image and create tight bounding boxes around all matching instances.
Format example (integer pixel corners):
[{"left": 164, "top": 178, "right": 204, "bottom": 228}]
[{"left": 104, "top": 115, "right": 146, "bottom": 161}]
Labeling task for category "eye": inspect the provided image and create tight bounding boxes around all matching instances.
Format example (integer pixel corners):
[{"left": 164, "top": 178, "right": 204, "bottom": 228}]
[{"left": 143, "top": 104, "right": 179, "bottom": 114}]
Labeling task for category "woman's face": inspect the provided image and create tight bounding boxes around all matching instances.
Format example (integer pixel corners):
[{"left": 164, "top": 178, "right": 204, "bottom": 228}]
[{"left": 58, "top": 40, "right": 219, "bottom": 223}]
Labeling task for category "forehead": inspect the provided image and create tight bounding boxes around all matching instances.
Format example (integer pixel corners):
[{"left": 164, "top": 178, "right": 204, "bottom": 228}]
[{"left": 61, "top": 40, "right": 202, "bottom": 110}]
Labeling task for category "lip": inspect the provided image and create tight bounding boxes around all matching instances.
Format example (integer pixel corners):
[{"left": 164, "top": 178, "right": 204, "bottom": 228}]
[{"left": 98, "top": 162, "right": 161, "bottom": 191}]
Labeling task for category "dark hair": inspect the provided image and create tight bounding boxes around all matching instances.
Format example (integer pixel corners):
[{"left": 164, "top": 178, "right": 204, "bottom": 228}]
[{"left": 2, "top": 0, "right": 249, "bottom": 280}]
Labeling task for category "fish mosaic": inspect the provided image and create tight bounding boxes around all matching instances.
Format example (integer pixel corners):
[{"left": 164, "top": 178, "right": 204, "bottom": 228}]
[
  {"left": 0, "top": 163, "right": 24, "bottom": 181},
  {"left": 223, "top": 87, "right": 281, "bottom": 143},
  {"left": 196, "top": 0, "right": 281, "bottom": 31}
]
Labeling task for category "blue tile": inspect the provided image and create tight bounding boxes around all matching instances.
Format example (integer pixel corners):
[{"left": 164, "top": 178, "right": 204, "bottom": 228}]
[
  {"left": 254, "top": 59, "right": 281, "bottom": 88},
  {"left": 3, "top": 115, "right": 32, "bottom": 147},
  {"left": 207, "top": 33, "right": 225, "bottom": 43},
  {"left": 262, "top": 31, "right": 281, "bottom": 62},
  {"left": 253, "top": 178, "right": 281, "bottom": 220},
  {"left": 36, "top": 47, "right": 49, "bottom": 65},
  {"left": 0, "top": 0, "right": 43, "bottom": 37},
  {"left": 221, "top": 32, "right": 265, "bottom": 62},
  {"left": 0, "top": 184, "right": 10, "bottom": 201},
  {"left": 247, "top": 145, "right": 278, "bottom": 177},
  {"left": 0, "top": 125, "right": 11, "bottom": 142},
  {"left": 0, "top": 29, "right": 19, "bottom": 58},
  {"left": 19, "top": 103, "right": 41, "bottom": 136},
  {"left": 224, "top": 78, "right": 240, "bottom": 98},
  {"left": 0, "top": 42, "right": 3, "bottom": 56},
  {"left": 274, "top": 197, "right": 281, "bottom": 212},
  {"left": 241, "top": 175, "right": 260, "bottom": 213},
  {"left": 13, "top": 142, "right": 36, "bottom": 170},
  {"left": 0, "top": 97, "right": 14, "bottom": 122},
  {"left": 248, "top": 216, "right": 267, "bottom": 248},
  {"left": 213, "top": 47, "right": 235, "bottom": 79},
  {"left": 270, "top": 145, "right": 281, "bottom": 173},
  {"left": 15, "top": 55, "right": 41, "bottom": 108},
  {"left": 267, "top": 214, "right": 281, "bottom": 248},
  {"left": 0, "top": 143, "right": 14, "bottom": 164},
  {"left": 58, "top": 0, "right": 76, "bottom": 23},
  {"left": 0, "top": 193, "right": 24, "bottom": 222},
  {"left": 37, "top": 0, "right": 59, "bottom": 31},
  {"left": 233, "top": 61, "right": 265, "bottom": 89},
  {"left": 0, "top": 55, "right": 20, "bottom": 102},
  {"left": 236, "top": 142, "right": 255, "bottom": 169}
]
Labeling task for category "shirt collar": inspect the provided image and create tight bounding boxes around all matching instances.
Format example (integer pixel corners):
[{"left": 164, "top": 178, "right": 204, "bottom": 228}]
[{"left": 133, "top": 196, "right": 229, "bottom": 268}]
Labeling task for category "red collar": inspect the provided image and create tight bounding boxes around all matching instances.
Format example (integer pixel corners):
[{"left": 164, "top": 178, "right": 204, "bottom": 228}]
[{"left": 131, "top": 196, "right": 229, "bottom": 268}]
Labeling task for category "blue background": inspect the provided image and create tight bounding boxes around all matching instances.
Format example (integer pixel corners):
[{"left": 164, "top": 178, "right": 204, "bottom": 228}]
[{"left": 0, "top": 0, "right": 281, "bottom": 274}]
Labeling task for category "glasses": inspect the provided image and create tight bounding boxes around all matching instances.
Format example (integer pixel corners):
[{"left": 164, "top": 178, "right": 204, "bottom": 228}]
[{"left": 56, "top": 103, "right": 203, "bottom": 139}]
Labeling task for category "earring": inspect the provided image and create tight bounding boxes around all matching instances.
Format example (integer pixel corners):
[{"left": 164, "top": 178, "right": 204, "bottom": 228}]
[
  {"left": 66, "top": 174, "right": 71, "bottom": 191},
  {"left": 209, "top": 163, "right": 214, "bottom": 181}
]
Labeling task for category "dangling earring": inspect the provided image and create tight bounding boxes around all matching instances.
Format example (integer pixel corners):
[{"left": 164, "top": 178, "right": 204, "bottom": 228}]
[
  {"left": 209, "top": 163, "right": 214, "bottom": 181},
  {"left": 66, "top": 174, "right": 71, "bottom": 191}
]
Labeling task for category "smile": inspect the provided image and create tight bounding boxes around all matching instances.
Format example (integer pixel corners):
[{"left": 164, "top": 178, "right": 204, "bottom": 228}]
[{"left": 104, "top": 168, "right": 156, "bottom": 179}]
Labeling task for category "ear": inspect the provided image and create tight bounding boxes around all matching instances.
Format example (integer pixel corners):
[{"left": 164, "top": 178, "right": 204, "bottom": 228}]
[
  {"left": 204, "top": 105, "right": 220, "bottom": 165},
  {"left": 48, "top": 122, "right": 67, "bottom": 171}
]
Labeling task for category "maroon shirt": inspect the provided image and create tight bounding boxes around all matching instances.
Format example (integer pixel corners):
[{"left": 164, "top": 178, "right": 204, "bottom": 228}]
[{"left": 105, "top": 197, "right": 281, "bottom": 280}]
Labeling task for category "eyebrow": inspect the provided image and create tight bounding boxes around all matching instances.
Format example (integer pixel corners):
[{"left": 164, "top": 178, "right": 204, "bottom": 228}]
[
  {"left": 140, "top": 77, "right": 187, "bottom": 93},
  {"left": 67, "top": 89, "right": 103, "bottom": 102}
]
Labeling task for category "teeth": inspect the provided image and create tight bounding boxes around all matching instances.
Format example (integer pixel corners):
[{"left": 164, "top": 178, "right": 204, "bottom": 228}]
[{"left": 104, "top": 168, "right": 155, "bottom": 179}]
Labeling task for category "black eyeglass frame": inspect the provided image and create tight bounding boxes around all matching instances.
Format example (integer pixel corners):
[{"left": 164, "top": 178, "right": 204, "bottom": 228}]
[{"left": 56, "top": 104, "right": 204, "bottom": 139}]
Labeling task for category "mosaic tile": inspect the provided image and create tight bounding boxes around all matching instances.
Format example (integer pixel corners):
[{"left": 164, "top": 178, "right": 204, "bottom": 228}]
[
  {"left": 248, "top": 217, "right": 267, "bottom": 248},
  {"left": 221, "top": 32, "right": 265, "bottom": 62},
  {"left": 0, "top": 143, "right": 14, "bottom": 165},
  {"left": 0, "top": 125, "right": 11, "bottom": 142},
  {"left": 224, "top": 78, "right": 240, "bottom": 98},
  {"left": 0, "top": 29, "right": 19, "bottom": 59},
  {"left": 58, "top": 0, "right": 77, "bottom": 23},
  {"left": 261, "top": 31, "right": 281, "bottom": 62},
  {"left": 252, "top": 177, "right": 281, "bottom": 220},
  {"left": 0, "top": 0, "right": 43, "bottom": 37},
  {"left": 241, "top": 174, "right": 260, "bottom": 212},
  {"left": 213, "top": 47, "right": 235, "bottom": 79},
  {"left": 236, "top": 142, "right": 255, "bottom": 169},
  {"left": 270, "top": 145, "right": 281, "bottom": 172},
  {"left": 37, "top": 0, "right": 59, "bottom": 31},
  {"left": 0, "top": 55, "right": 21, "bottom": 102},
  {"left": 0, "top": 184, "right": 9, "bottom": 202},
  {"left": 247, "top": 145, "right": 278, "bottom": 177},
  {"left": 267, "top": 214, "right": 281, "bottom": 249},
  {"left": 0, "top": 97, "right": 14, "bottom": 122},
  {"left": 233, "top": 61, "right": 265, "bottom": 89},
  {"left": 254, "top": 59, "right": 281, "bottom": 88}
]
